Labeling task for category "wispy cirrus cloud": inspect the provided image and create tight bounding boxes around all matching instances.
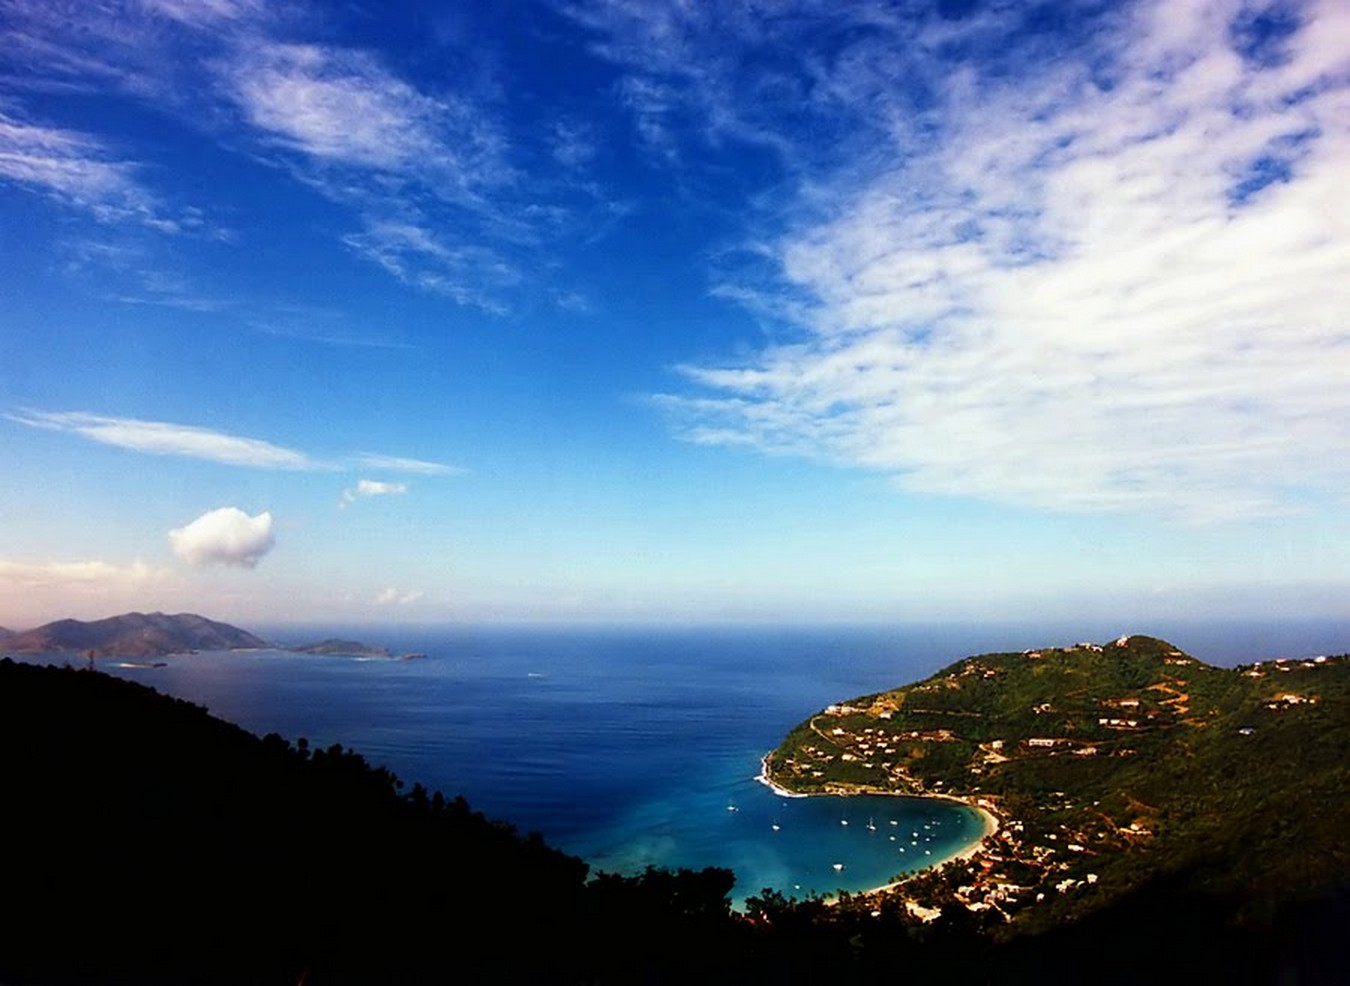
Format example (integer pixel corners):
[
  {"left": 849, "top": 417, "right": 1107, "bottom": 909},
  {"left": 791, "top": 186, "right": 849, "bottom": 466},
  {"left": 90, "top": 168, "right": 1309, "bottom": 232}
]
[
  {"left": 215, "top": 40, "right": 533, "bottom": 312},
  {"left": 221, "top": 42, "right": 504, "bottom": 184},
  {"left": 342, "top": 217, "right": 518, "bottom": 314},
  {"left": 0, "top": 1, "right": 548, "bottom": 311},
  {"left": 9, "top": 409, "right": 457, "bottom": 476},
  {"left": 0, "top": 112, "right": 190, "bottom": 230},
  {"left": 139, "top": 0, "right": 265, "bottom": 29},
  {"left": 9, "top": 409, "right": 314, "bottom": 469},
  {"left": 605, "top": 0, "right": 1350, "bottom": 521},
  {"left": 354, "top": 453, "right": 461, "bottom": 477}
]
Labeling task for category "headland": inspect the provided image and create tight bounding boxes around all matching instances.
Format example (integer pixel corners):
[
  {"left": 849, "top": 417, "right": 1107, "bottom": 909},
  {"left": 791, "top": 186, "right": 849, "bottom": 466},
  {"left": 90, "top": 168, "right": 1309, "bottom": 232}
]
[{"left": 762, "top": 635, "right": 1347, "bottom": 929}]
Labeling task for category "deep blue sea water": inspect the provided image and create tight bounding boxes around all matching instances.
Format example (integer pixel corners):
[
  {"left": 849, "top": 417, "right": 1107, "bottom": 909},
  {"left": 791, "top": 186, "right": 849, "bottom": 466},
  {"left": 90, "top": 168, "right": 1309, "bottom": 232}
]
[{"left": 40, "top": 619, "right": 1350, "bottom": 904}]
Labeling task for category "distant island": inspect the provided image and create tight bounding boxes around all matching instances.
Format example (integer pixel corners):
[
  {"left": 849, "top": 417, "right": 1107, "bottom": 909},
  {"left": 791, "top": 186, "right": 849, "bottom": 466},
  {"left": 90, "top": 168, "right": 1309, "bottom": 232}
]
[
  {"left": 0, "top": 611, "right": 266, "bottom": 658},
  {"left": 290, "top": 637, "right": 390, "bottom": 656},
  {"left": 0, "top": 613, "right": 428, "bottom": 661},
  {"left": 764, "top": 634, "right": 1347, "bottom": 936},
  {"left": 287, "top": 638, "right": 427, "bottom": 660}
]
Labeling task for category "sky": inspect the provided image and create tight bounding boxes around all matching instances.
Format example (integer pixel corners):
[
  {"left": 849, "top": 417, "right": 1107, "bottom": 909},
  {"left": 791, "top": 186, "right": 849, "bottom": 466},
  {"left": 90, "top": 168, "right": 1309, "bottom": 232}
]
[{"left": 1, "top": 0, "right": 1348, "bottom": 629}]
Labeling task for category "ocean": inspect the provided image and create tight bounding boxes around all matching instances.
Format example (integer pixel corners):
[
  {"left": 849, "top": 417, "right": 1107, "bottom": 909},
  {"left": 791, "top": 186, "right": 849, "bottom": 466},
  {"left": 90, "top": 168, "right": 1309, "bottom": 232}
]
[{"left": 56, "top": 619, "right": 1350, "bottom": 904}]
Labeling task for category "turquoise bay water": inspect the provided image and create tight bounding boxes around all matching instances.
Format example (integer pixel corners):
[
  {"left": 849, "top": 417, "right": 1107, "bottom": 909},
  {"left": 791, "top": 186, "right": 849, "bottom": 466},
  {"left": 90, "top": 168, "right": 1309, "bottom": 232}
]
[{"left": 70, "top": 620, "right": 1348, "bottom": 903}]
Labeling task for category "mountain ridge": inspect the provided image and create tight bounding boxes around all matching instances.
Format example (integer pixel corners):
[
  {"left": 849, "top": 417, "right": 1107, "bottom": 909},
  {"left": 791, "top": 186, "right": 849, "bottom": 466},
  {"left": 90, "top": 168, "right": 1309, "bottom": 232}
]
[{"left": 0, "top": 611, "right": 266, "bottom": 658}]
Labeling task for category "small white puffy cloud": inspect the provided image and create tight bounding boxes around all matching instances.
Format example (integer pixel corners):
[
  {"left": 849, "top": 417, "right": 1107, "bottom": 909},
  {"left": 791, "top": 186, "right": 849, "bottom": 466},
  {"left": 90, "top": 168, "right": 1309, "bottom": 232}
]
[
  {"left": 339, "top": 478, "right": 408, "bottom": 508},
  {"left": 375, "top": 586, "right": 423, "bottom": 606},
  {"left": 168, "top": 507, "right": 275, "bottom": 568}
]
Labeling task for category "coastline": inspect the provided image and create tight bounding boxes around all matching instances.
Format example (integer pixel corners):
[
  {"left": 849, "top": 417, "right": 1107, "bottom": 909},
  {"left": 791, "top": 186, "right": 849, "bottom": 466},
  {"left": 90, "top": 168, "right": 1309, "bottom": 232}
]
[
  {"left": 755, "top": 755, "right": 808, "bottom": 798},
  {"left": 758, "top": 751, "right": 1001, "bottom": 897},
  {"left": 853, "top": 796, "right": 1000, "bottom": 898}
]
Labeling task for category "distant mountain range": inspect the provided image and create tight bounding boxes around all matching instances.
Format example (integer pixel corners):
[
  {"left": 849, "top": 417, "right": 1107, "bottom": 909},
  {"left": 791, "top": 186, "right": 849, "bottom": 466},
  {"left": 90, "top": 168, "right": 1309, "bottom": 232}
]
[{"left": 0, "top": 612, "right": 266, "bottom": 658}]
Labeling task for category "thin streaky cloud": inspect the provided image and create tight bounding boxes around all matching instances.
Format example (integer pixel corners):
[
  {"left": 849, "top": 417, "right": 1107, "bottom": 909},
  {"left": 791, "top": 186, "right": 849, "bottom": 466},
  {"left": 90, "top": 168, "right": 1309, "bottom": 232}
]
[
  {"left": 355, "top": 454, "right": 461, "bottom": 477},
  {"left": 4, "top": 1, "right": 584, "bottom": 311},
  {"left": 0, "top": 558, "right": 170, "bottom": 590},
  {"left": 216, "top": 40, "right": 540, "bottom": 309},
  {"left": 9, "top": 410, "right": 457, "bottom": 476},
  {"left": 140, "top": 0, "right": 266, "bottom": 28},
  {"left": 0, "top": 112, "right": 171, "bottom": 227},
  {"left": 218, "top": 41, "right": 511, "bottom": 201},
  {"left": 9, "top": 410, "right": 316, "bottom": 469},
  {"left": 223, "top": 43, "right": 455, "bottom": 173},
  {"left": 341, "top": 218, "right": 519, "bottom": 315}
]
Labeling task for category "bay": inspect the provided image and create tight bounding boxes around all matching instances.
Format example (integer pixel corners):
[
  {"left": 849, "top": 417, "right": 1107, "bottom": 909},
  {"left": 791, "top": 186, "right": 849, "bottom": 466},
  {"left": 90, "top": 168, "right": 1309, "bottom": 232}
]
[{"left": 60, "top": 619, "right": 1350, "bottom": 903}]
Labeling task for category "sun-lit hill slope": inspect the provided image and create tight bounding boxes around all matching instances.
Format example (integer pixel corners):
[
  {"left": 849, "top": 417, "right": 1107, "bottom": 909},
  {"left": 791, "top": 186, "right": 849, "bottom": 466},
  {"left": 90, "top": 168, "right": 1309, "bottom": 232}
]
[{"left": 765, "top": 635, "right": 1349, "bottom": 934}]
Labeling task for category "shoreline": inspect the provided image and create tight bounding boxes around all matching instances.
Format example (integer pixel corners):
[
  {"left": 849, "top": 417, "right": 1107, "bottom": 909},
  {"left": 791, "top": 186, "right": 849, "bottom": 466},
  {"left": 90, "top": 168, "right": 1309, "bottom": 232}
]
[
  {"left": 853, "top": 796, "right": 1000, "bottom": 898},
  {"left": 758, "top": 752, "right": 1001, "bottom": 898},
  {"left": 755, "top": 755, "right": 808, "bottom": 797}
]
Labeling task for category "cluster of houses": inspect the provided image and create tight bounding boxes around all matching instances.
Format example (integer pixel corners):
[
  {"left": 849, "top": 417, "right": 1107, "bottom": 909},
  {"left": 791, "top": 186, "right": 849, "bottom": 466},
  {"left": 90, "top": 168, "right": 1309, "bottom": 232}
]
[
  {"left": 892, "top": 793, "right": 1122, "bottom": 922},
  {"left": 1245, "top": 655, "right": 1333, "bottom": 678}
]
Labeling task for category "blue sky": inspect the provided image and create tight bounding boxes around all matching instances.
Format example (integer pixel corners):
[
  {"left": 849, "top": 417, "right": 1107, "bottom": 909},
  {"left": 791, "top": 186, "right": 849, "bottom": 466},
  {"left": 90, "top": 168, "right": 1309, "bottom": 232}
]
[{"left": 1, "top": 0, "right": 1347, "bottom": 628}]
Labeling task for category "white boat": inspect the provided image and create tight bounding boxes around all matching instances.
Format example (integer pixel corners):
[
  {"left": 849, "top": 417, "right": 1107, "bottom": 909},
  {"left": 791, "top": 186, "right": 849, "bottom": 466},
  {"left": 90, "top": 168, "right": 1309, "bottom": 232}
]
[{"left": 832, "top": 863, "right": 844, "bottom": 872}]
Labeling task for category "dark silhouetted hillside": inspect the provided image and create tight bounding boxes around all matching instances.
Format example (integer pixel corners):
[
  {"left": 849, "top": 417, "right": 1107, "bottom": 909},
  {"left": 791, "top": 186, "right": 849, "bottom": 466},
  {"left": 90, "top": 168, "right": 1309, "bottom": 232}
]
[{"left": 0, "top": 659, "right": 741, "bottom": 985}]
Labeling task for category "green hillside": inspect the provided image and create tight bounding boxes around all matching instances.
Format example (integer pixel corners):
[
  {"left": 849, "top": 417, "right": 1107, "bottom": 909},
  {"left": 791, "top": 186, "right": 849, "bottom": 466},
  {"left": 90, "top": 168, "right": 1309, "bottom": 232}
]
[{"left": 765, "top": 635, "right": 1348, "bottom": 934}]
